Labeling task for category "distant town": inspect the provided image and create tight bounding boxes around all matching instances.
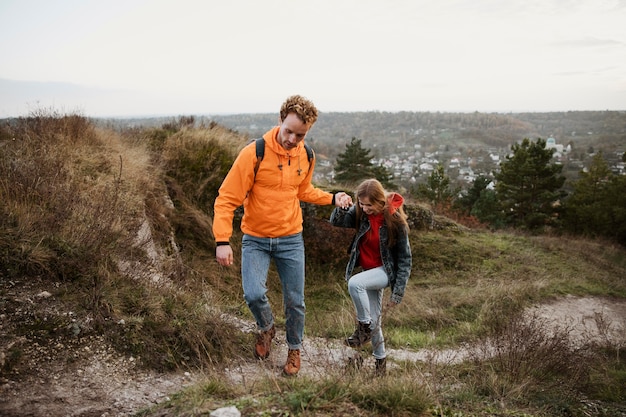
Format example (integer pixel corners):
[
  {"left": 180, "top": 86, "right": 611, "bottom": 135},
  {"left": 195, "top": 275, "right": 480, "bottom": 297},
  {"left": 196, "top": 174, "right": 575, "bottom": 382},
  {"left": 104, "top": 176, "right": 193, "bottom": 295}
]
[
  {"left": 99, "top": 110, "right": 626, "bottom": 191},
  {"left": 201, "top": 111, "right": 626, "bottom": 190}
]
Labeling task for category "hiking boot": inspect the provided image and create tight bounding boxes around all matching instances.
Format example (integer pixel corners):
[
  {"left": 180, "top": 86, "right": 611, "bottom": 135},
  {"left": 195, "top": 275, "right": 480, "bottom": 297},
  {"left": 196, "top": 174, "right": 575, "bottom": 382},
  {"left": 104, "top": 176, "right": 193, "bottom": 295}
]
[
  {"left": 375, "top": 357, "right": 386, "bottom": 377},
  {"left": 254, "top": 324, "right": 275, "bottom": 360},
  {"left": 345, "top": 322, "right": 371, "bottom": 348},
  {"left": 283, "top": 349, "right": 301, "bottom": 376}
]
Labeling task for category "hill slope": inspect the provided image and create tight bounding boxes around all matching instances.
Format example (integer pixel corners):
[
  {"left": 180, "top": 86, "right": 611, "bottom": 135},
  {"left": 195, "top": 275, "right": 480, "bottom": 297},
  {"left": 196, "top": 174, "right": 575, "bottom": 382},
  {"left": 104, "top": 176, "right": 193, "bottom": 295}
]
[{"left": 1, "top": 114, "right": 625, "bottom": 416}]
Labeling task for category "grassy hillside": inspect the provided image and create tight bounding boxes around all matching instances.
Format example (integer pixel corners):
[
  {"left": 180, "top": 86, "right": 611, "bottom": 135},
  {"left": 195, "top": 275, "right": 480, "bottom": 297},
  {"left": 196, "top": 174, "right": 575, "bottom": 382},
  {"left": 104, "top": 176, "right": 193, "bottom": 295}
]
[{"left": 1, "top": 112, "right": 625, "bottom": 416}]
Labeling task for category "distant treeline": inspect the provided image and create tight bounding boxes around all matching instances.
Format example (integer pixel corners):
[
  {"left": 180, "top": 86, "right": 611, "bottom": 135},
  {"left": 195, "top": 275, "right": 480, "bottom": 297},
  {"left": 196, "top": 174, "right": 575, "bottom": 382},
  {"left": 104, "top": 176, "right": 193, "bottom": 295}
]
[{"left": 97, "top": 110, "right": 625, "bottom": 156}]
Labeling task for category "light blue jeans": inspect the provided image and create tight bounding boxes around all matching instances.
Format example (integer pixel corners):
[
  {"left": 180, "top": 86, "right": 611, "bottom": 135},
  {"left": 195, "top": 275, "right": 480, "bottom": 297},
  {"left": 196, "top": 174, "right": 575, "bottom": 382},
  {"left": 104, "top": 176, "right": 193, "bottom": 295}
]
[
  {"left": 347, "top": 266, "right": 389, "bottom": 359},
  {"left": 241, "top": 233, "right": 305, "bottom": 350}
]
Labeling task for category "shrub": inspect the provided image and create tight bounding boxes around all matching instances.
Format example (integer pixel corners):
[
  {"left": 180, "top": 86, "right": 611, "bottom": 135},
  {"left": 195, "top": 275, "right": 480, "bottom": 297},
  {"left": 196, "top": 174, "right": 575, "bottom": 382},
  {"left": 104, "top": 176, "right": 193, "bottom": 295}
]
[{"left": 467, "top": 311, "right": 592, "bottom": 410}]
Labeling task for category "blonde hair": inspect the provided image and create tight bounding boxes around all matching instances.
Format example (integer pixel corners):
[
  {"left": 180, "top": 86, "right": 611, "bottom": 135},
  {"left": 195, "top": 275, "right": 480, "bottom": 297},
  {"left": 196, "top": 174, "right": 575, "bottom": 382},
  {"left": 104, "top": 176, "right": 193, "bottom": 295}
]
[
  {"left": 280, "top": 95, "right": 318, "bottom": 126},
  {"left": 355, "top": 179, "right": 408, "bottom": 247}
]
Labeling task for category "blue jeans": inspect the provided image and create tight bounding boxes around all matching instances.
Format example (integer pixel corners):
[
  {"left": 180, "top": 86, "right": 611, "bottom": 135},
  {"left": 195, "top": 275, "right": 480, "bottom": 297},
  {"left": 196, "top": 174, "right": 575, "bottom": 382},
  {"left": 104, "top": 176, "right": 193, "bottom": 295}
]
[
  {"left": 241, "top": 233, "right": 305, "bottom": 350},
  {"left": 347, "top": 266, "right": 389, "bottom": 359}
]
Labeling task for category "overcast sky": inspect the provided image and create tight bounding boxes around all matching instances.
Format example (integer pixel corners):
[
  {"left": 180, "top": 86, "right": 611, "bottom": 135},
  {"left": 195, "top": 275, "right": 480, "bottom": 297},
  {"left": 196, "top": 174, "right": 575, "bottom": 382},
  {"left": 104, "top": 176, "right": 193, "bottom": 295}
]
[{"left": 1, "top": 0, "right": 625, "bottom": 118}]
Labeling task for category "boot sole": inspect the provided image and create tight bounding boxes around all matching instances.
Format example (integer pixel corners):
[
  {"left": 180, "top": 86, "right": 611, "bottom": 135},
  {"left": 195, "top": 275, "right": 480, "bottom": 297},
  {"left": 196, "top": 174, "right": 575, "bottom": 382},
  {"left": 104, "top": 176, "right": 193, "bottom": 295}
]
[
  {"left": 344, "top": 339, "right": 371, "bottom": 348},
  {"left": 254, "top": 351, "right": 270, "bottom": 360}
]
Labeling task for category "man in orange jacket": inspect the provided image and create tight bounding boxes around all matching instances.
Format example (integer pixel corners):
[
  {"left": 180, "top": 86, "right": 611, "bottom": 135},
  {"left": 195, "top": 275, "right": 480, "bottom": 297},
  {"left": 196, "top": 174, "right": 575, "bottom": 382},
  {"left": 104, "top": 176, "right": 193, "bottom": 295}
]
[{"left": 213, "top": 95, "right": 352, "bottom": 376}]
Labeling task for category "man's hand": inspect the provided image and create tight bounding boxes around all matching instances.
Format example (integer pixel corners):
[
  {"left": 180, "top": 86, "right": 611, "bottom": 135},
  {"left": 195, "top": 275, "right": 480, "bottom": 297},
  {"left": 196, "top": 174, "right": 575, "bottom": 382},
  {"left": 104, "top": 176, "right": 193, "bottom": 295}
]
[
  {"left": 334, "top": 192, "right": 353, "bottom": 209},
  {"left": 216, "top": 245, "right": 234, "bottom": 266}
]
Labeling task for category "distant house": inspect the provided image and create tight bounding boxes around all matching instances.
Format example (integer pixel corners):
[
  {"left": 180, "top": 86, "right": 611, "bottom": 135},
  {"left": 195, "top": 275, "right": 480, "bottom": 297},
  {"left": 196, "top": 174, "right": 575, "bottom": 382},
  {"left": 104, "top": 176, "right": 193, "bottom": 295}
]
[
  {"left": 419, "top": 163, "right": 434, "bottom": 172},
  {"left": 546, "top": 136, "right": 565, "bottom": 154}
]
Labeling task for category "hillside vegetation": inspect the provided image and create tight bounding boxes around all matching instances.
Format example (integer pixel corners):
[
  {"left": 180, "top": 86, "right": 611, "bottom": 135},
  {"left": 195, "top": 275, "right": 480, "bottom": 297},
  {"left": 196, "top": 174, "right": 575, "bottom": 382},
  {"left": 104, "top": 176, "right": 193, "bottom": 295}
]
[{"left": 1, "top": 112, "right": 625, "bottom": 417}]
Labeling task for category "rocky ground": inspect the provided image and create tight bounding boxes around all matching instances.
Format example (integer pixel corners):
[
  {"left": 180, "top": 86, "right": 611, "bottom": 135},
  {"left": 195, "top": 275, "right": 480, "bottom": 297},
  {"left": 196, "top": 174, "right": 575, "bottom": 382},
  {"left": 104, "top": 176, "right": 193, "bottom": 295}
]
[{"left": 1, "top": 275, "right": 625, "bottom": 417}]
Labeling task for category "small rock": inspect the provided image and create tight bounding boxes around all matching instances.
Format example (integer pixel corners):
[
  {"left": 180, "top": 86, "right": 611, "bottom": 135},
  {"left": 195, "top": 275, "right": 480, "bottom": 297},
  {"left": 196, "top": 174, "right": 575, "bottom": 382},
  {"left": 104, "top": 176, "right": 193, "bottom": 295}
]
[
  {"left": 36, "top": 291, "right": 52, "bottom": 298},
  {"left": 210, "top": 406, "right": 240, "bottom": 417}
]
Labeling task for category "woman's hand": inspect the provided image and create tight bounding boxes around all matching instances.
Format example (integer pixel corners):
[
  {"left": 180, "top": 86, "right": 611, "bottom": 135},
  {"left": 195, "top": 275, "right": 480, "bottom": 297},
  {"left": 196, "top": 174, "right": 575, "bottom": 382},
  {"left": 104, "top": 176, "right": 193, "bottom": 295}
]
[{"left": 334, "top": 192, "right": 353, "bottom": 209}]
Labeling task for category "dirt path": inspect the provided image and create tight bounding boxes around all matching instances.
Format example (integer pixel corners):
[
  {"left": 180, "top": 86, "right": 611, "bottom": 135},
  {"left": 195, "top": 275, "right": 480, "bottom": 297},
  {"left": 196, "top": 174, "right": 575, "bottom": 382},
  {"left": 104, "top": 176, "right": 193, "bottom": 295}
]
[{"left": 1, "top": 296, "right": 624, "bottom": 417}]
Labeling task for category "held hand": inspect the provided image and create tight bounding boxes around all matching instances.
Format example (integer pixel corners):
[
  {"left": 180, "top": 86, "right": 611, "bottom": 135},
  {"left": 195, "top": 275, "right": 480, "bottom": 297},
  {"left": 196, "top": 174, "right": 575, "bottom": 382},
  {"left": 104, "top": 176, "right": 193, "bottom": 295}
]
[
  {"left": 334, "top": 192, "right": 353, "bottom": 209},
  {"left": 216, "top": 245, "right": 234, "bottom": 266}
]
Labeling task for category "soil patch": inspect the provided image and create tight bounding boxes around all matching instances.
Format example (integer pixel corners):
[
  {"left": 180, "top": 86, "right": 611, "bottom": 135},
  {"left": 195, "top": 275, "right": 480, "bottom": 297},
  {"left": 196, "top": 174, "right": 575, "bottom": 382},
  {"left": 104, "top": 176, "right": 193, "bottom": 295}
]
[{"left": 1, "top": 295, "right": 625, "bottom": 417}]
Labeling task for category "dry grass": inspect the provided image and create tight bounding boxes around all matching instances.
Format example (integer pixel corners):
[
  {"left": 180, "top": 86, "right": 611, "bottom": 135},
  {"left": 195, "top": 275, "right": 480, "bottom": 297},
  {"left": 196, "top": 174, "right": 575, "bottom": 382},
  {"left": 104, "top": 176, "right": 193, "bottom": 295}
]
[
  {"left": 0, "top": 110, "right": 245, "bottom": 373},
  {"left": 2, "top": 111, "right": 626, "bottom": 416},
  {"left": 0, "top": 109, "right": 135, "bottom": 282}
]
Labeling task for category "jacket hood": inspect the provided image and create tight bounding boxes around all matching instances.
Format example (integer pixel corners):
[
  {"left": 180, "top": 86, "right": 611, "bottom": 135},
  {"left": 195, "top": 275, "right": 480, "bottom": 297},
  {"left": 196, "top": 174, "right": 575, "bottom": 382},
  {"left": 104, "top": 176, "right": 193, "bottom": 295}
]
[
  {"left": 387, "top": 192, "right": 404, "bottom": 215},
  {"left": 263, "top": 126, "right": 305, "bottom": 157}
]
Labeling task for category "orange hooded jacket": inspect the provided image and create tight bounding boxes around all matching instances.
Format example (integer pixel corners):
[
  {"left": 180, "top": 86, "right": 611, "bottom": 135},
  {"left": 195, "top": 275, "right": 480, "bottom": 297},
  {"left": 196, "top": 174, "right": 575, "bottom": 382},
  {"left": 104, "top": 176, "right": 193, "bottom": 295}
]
[{"left": 212, "top": 126, "right": 333, "bottom": 243}]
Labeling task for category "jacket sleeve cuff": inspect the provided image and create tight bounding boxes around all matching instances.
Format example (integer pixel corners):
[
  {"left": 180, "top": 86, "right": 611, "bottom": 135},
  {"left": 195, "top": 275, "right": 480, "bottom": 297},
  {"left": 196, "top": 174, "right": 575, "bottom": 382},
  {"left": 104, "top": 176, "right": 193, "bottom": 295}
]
[
  {"left": 331, "top": 194, "right": 336, "bottom": 205},
  {"left": 391, "top": 293, "right": 403, "bottom": 304},
  {"left": 216, "top": 241, "right": 230, "bottom": 246}
]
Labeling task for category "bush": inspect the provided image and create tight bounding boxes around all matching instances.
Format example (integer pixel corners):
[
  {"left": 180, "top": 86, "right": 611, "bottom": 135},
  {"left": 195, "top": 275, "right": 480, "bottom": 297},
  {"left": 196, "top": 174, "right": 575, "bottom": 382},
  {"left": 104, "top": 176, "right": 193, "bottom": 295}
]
[
  {"left": 0, "top": 110, "right": 130, "bottom": 281},
  {"left": 467, "top": 311, "right": 592, "bottom": 410}
]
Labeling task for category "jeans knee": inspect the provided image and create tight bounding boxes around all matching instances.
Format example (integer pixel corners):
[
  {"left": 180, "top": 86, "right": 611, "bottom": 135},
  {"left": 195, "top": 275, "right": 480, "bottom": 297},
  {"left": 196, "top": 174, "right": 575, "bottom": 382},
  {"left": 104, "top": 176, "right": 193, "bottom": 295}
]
[
  {"left": 244, "top": 291, "right": 266, "bottom": 306},
  {"left": 347, "top": 279, "right": 360, "bottom": 293}
]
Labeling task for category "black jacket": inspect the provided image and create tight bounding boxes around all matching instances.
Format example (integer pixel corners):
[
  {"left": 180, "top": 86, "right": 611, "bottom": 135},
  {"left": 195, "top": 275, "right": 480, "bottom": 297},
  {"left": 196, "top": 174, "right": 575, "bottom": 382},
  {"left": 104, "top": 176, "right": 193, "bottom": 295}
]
[{"left": 330, "top": 206, "right": 412, "bottom": 304}]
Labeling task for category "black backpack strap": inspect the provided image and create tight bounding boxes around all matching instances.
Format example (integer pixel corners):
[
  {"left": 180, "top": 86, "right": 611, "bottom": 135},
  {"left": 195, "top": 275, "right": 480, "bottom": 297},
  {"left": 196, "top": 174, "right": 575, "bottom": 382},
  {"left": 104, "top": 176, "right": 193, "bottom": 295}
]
[
  {"left": 253, "top": 138, "right": 265, "bottom": 176},
  {"left": 303, "top": 143, "right": 314, "bottom": 163}
]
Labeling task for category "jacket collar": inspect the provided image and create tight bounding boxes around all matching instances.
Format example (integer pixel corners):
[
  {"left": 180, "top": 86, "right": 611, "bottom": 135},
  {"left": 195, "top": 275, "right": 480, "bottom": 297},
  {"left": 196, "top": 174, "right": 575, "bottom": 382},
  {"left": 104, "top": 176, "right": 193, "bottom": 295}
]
[{"left": 263, "top": 126, "right": 305, "bottom": 158}]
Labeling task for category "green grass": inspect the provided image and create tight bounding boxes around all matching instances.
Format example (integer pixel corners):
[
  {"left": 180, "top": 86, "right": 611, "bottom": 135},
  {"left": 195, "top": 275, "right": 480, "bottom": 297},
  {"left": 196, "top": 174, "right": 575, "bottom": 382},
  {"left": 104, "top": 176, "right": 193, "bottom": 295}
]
[{"left": 2, "top": 112, "right": 626, "bottom": 417}]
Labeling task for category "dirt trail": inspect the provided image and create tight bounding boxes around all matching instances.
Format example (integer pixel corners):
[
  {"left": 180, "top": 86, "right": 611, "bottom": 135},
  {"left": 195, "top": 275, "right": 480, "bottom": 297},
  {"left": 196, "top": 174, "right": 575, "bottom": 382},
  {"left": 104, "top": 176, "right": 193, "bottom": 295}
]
[{"left": 1, "top": 296, "right": 624, "bottom": 417}]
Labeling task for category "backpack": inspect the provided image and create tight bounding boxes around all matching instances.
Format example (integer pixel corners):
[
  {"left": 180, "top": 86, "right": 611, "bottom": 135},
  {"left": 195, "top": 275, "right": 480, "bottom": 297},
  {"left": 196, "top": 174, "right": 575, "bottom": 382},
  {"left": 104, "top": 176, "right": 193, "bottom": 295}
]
[{"left": 253, "top": 137, "right": 315, "bottom": 176}]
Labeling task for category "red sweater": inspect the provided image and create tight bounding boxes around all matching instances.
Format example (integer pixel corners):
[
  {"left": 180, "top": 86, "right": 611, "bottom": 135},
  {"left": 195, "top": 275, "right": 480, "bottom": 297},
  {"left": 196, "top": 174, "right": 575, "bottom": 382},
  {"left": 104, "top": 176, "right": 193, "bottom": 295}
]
[{"left": 358, "top": 213, "right": 383, "bottom": 270}]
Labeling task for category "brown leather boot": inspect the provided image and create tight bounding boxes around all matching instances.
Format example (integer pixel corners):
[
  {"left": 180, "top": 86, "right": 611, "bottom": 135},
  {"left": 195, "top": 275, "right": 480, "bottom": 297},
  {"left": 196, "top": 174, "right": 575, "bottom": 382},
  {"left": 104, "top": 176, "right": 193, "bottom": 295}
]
[
  {"left": 375, "top": 357, "right": 387, "bottom": 377},
  {"left": 282, "top": 349, "right": 301, "bottom": 376},
  {"left": 254, "top": 324, "right": 276, "bottom": 359},
  {"left": 345, "top": 322, "right": 372, "bottom": 347}
]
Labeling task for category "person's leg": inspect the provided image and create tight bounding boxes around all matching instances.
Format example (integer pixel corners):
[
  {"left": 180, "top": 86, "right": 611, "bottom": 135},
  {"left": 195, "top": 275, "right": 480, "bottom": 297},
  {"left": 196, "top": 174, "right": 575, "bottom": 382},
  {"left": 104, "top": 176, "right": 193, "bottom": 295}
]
[
  {"left": 347, "top": 267, "right": 388, "bottom": 323},
  {"left": 346, "top": 267, "right": 388, "bottom": 347},
  {"left": 273, "top": 233, "right": 306, "bottom": 350},
  {"left": 241, "top": 234, "right": 273, "bottom": 331},
  {"left": 369, "top": 287, "right": 386, "bottom": 360}
]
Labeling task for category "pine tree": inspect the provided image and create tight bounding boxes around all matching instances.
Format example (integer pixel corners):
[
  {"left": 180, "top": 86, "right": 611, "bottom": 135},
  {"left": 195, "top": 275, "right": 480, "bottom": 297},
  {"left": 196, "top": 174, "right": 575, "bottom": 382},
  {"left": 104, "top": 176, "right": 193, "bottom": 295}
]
[
  {"left": 606, "top": 175, "right": 626, "bottom": 245},
  {"left": 456, "top": 175, "right": 491, "bottom": 214},
  {"left": 334, "top": 137, "right": 392, "bottom": 187},
  {"left": 562, "top": 153, "right": 611, "bottom": 236},
  {"left": 563, "top": 153, "right": 626, "bottom": 244},
  {"left": 495, "top": 138, "right": 566, "bottom": 230},
  {"left": 471, "top": 187, "right": 504, "bottom": 227},
  {"left": 455, "top": 175, "right": 504, "bottom": 226},
  {"left": 416, "top": 163, "right": 454, "bottom": 208}
]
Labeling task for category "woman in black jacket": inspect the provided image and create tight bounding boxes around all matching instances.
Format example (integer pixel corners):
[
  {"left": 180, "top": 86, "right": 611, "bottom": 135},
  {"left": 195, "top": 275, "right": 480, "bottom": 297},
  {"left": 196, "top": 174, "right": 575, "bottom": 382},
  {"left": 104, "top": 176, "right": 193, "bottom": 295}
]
[{"left": 330, "top": 179, "right": 412, "bottom": 375}]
